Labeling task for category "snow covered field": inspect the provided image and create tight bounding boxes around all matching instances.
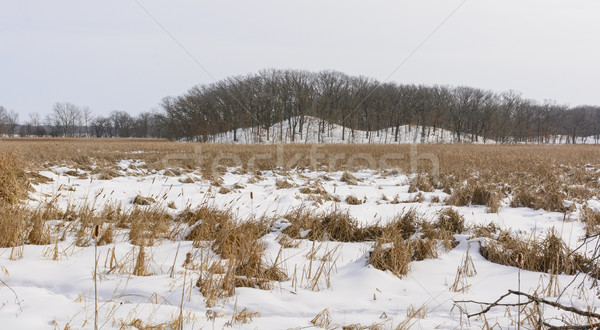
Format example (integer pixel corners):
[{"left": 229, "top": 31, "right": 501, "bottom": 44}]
[{"left": 2, "top": 154, "right": 600, "bottom": 329}]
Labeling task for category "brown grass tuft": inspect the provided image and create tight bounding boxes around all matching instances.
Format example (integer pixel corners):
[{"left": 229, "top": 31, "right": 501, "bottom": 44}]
[
  {"left": 341, "top": 172, "right": 358, "bottom": 185},
  {"left": 0, "top": 205, "right": 29, "bottom": 247},
  {"left": 368, "top": 235, "right": 412, "bottom": 277},
  {"left": 510, "top": 184, "right": 566, "bottom": 212},
  {"left": 581, "top": 207, "right": 600, "bottom": 236},
  {"left": 311, "top": 308, "right": 333, "bottom": 329},
  {"left": 133, "top": 244, "right": 150, "bottom": 276},
  {"left": 275, "top": 178, "right": 294, "bottom": 189},
  {"left": 127, "top": 208, "right": 172, "bottom": 245},
  {"left": 0, "top": 152, "right": 30, "bottom": 205},
  {"left": 510, "top": 187, "right": 536, "bottom": 209},
  {"left": 436, "top": 208, "right": 465, "bottom": 234},
  {"left": 182, "top": 205, "right": 287, "bottom": 300},
  {"left": 480, "top": 229, "right": 589, "bottom": 275},
  {"left": 345, "top": 195, "right": 362, "bottom": 205},
  {"left": 97, "top": 224, "right": 115, "bottom": 246},
  {"left": 408, "top": 174, "right": 434, "bottom": 193},
  {"left": 132, "top": 195, "right": 156, "bottom": 206},
  {"left": 283, "top": 208, "right": 372, "bottom": 242},
  {"left": 448, "top": 182, "right": 502, "bottom": 213},
  {"left": 218, "top": 186, "right": 231, "bottom": 194},
  {"left": 27, "top": 213, "right": 52, "bottom": 245}
]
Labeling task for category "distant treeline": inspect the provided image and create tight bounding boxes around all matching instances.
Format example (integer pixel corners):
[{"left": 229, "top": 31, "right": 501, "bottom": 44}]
[
  {"left": 4, "top": 69, "right": 600, "bottom": 143},
  {"left": 1, "top": 103, "right": 165, "bottom": 139},
  {"left": 159, "top": 69, "right": 600, "bottom": 143}
]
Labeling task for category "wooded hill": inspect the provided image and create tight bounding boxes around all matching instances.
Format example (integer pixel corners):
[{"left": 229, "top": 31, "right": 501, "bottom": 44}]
[{"left": 158, "top": 69, "right": 600, "bottom": 143}]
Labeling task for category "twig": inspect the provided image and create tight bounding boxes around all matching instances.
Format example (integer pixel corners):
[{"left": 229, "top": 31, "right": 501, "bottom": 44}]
[
  {"left": 507, "top": 290, "right": 600, "bottom": 319},
  {"left": 455, "top": 289, "right": 600, "bottom": 329}
]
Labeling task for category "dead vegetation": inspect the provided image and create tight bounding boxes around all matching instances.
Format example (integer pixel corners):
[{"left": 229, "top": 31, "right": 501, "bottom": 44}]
[
  {"left": 448, "top": 182, "right": 502, "bottom": 213},
  {"left": 4, "top": 141, "right": 600, "bottom": 325},
  {"left": 275, "top": 178, "right": 295, "bottom": 189},
  {"left": 179, "top": 206, "right": 287, "bottom": 304},
  {"left": 3, "top": 139, "right": 600, "bottom": 213},
  {"left": 0, "top": 152, "right": 30, "bottom": 205},
  {"left": 132, "top": 195, "right": 156, "bottom": 206},
  {"left": 341, "top": 172, "right": 359, "bottom": 185},
  {"left": 408, "top": 174, "right": 435, "bottom": 193},
  {"left": 581, "top": 206, "right": 600, "bottom": 236},
  {"left": 479, "top": 229, "right": 590, "bottom": 275},
  {"left": 367, "top": 208, "right": 463, "bottom": 277},
  {"left": 345, "top": 195, "right": 362, "bottom": 205}
]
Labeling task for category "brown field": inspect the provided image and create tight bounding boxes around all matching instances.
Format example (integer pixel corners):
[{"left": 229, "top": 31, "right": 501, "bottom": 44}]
[
  {"left": 3, "top": 138, "right": 600, "bottom": 208},
  {"left": 3, "top": 138, "right": 600, "bottom": 327},
  {"left": 3, "top": 137, "right": 600, "bottom": 172}
]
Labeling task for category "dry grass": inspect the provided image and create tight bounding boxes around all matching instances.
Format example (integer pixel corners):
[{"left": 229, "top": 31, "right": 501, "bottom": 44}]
[
  {"left": 345, "top": 195, "right": 362, "bottom": 205},
  {"left": 436, "top": 208, "right": 465, "bottom": 234},
  {"left": 311, "top": 308, "right": 333, "bottom": 328},
  {"left": 0, "top": 204, "right": 29, "bottom": 247},
  {"left": 341, "top": 172, "right": 358, "bottom": 185},
  {"left": 408, "top": 174, "right": 435, "bottom": 193},
  {"left": 581, "top": 207, "right": 600, "bottom": 236},
  {"left": 479, "top": 229, "right": 589, "bottom": 275},
  {"left": 510, "top": 184, "right": 567, "bottom": 212},
  {"left": 275, "top": 178, "right": 295, "bottom": 189},
  {"left": 0, "top": 152, "right": 59, "bottom": 246},
  {"left": 132, "top": 195, "right": 156, "bottom": 206},
  {"left": 282, "top": 208, "right": 382, "bottom": 242},
  {"left": 368, "top": 236, "right": 413, "bottom": 277},
  {"left": 365, "top": 209, "right": 462, "bottom": 277},
  {"left": 0, "top": 152, "right": 30, "bottom": 205},
  {"left": 3, "top": 139, "right": 600, "bottom": 213},
  {"left": 127, "top": 208, "right": 172, "bottom": 246},
  {"left": 179, "top": 205, "right": 287, "bottom": 302},
  {"left": 448, "top": 182, "right": 502, "bottom": 213},
  {"left": 4, "top": 140, "right": 600, "bottom": 323}
]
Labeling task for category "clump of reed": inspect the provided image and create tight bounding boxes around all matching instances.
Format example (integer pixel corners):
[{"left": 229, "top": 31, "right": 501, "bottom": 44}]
[
  {"left": 0, "top": 152, "right": 30, "bottom": 205},
  {"left": 0, "top": 204, "right": 29, "bottom": 247},
  {"left": 180, "top": 205, "right": 287, "bottom": 303},
  {"left": 369, "top": 236, "right": 410, "bottom": 277},
  {"left": 436, "top": 208, "right": 465, "bottom": 234},
  {"left": 581, "top": 206, "right": 600, "bottom": 236},
  {"left": 448, "top": 181, "right": 502, "bottom": 213},
  {"left": 282, "top": 208, "right": 380, "bottom": 242},
  {"left": 408, "top": 174, "right": 435, "bottom": 193},
  {"left": 341, "top": 172, "right": 358, "bottom": 185},
  {"left": 275, "top": 178, "right": 295, "bottom": 189},
  {"left": 132, "top": 195, "right": 156, "bottom": 206},
  {"left": 345, "top": 195, "right": 362, "bottom": 205},
  {"left": 510, "top": 184, "right": 566, "bottom": 212},
  {"left": 479, "top": 229, "right": 589, "bottom": 275}
]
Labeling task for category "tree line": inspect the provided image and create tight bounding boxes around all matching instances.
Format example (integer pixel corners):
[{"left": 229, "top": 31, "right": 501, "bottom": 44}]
[
  {"left": 2, "top": 103, "right": 165, "bottom": 138},
  {"left": 159, "top": 69, "right": 600, "bottom": 143},
  {"left": 4, "top": 69, "right": 600, "bottom": 143}
]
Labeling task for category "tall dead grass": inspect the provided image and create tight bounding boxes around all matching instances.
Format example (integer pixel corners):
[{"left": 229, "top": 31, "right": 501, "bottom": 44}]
[
  {"left": 448, "top": 182, "right": 502, "bottom": 213},
  {"left": 0, "top": 152, "right": 30, "bottom": 205},
  {"left": 479, "top": 229, "right": 589, "bottom": 275},
  {"left": 4, "top": 139, "right": 600, "bottom": 213},
  {"left": 180, "top": 205, "right": 287, "bottom": 302}
]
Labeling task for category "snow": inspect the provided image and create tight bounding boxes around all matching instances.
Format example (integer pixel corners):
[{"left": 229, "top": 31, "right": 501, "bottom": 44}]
[
  {"left": 191, "top": 116, "right": 600, "bottom": 145},
  {"left": 201, "top": 116, "right": 489, "bottom": 144},
  {"left": 2, "top": 164, "right": 599, "bottom": 328}
]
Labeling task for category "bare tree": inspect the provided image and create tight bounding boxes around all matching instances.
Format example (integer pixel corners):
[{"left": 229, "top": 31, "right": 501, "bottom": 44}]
[{"left": 52, "top": 102, "right": 82, "bottom": 137}]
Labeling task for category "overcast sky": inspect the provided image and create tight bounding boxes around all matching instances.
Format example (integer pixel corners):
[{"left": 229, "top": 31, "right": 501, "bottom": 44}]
[{"left": 1, "top": 1, "right": 599, "bottom": 119}]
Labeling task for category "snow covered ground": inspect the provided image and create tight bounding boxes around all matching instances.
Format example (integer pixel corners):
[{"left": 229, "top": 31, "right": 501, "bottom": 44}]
[
  {"left": 204, "top": 116, "right": 487, "bottom": 144},
  {"left": 2, "top": 160, "right": 600, "bottom": 329},
  {"left": 201, "top": 116, "right": 600, "bottom": 145}
]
